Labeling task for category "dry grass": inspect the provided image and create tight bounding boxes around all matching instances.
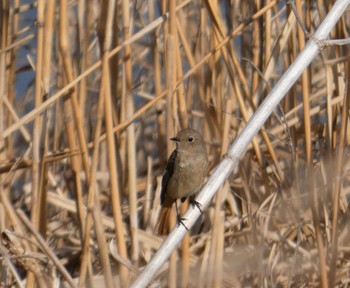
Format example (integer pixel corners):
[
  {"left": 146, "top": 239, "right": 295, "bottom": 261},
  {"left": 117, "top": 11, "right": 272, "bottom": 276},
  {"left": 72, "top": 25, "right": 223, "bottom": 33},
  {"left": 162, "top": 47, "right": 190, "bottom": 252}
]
[{"left": 0, "top": 0, "right": 350, "bottom": 287}]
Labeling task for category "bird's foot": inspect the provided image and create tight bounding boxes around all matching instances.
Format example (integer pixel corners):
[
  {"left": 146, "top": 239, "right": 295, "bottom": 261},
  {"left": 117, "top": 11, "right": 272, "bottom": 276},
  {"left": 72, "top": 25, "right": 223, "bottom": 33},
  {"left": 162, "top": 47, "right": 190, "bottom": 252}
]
[
  {"left": 177, "top": 216, "right": 189, "bottom": 231},
  {"left": 189, "top": 197, "right": 203, "bottom": 213}
]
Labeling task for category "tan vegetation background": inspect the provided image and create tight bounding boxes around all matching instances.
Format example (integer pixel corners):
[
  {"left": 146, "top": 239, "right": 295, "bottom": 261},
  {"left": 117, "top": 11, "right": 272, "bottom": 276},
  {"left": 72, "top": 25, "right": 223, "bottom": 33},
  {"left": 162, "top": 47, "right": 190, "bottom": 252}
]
[{"left": 0, "top": 0, "right": 350, "bottom": 287}]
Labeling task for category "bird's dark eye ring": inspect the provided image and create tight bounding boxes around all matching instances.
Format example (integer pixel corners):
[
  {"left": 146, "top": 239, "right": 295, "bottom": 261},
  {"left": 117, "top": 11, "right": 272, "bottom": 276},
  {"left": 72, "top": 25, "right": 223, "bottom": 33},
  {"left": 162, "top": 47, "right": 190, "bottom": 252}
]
[{"left": 188, "top": 137, "right": 194, "bottom": 142}]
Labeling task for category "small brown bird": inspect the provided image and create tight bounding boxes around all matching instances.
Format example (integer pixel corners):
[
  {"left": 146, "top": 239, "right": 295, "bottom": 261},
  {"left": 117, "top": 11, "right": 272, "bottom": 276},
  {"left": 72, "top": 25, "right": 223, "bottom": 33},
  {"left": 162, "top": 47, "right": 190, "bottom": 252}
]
[{"left": 155, "top": 129, "right": 209, "bottom": 235}]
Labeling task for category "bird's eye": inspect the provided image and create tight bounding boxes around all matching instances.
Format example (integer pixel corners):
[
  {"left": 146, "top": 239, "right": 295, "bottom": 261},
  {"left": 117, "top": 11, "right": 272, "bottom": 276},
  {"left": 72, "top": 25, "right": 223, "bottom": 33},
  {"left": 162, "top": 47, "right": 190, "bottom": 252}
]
[{"left": 188, "top": 137, "right": 194, "bottom": 142}]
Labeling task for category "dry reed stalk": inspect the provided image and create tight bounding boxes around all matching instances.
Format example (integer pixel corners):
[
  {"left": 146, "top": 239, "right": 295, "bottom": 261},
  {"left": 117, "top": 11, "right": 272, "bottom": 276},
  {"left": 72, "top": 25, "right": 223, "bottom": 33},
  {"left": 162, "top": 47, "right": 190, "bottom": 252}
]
[
  {"left": 31, "top": 0, "right": 44, "bottom": 227},
  {"left": 59, "top": 0, "right": 90, "bottom": 183},
  {"left": 28, "top": 0, "right": 45, "bottom": 286},
  {"left": 295, "top": 0, "right": 312, "bottom": 165},
  {"left": 90, "top": 59, "right": 116, "bottom": 287},
  {"left": 239, "top": 163, "right": 254, "bottom": 242},
  {"left": 42, "top": 0, "right": 55, "bottom": 95},
  {"left": 5, "top": 0, "right": 20, "bottom": 159},
  {"left": 208, "top": 0, "right": 222, "bottom": 131},
  {"left": 37, "top": 0, "right": 54, "bottom": 239},
  {"left": 325, "top": 35, "right": 336, "bottom": 149},
  {"left": 180, "top": 200, "right": 190, "bottom": 288},
  {"left": 176, "top": 39, "right": 188, "bottom": 129},
  {"left": 310, "top": 167, "right": 329, "bottom": 288},
  {"left": 58, "top": 0, "right": 87, "bottom": 241},
  {"left": 144, "top": 157, "right": 153, "bottom": 224},
  {"left": 122, "top": 0, "right": 139, "bottom": 266},
  {"left": 78, "top": 48, "right": 110, "bottom": 287},
  {"left": 214, "top": 212, "right": 224, "bottom": 288},
  {"left": 295, "top": 2, "right": 328, "bottom": 287},
  {"left": 265, "top": 0, "right": 272, "bottom": 61},
  {"left": 201, "top": 14, "right": 219, "bottom": 285},
  {"left": 252, "top": 0, "right": 262, "bottom": 93},
  {"left": 94, "top": 0, "right": 129, "bottom": 285},
  {"left": 165, "top": 0, "right": 179, "bottom": 287},
  {"left": 148, "top": 0, "right": 166, "bottom": 165},
  {"left": 168, "top": 207, "right": 177, "bottom": 287},
  {"left": 207, "top": 99, "right": 231, "bottom": 286},
  {"left": 0, "top": 2, "right": 8, "bottom": 174},
  {"left": 329, "top": 60, "right": 350, "bottom": 286},
  {"left": 0, "top": 34, "right": 34, "bottom": 54},
  {"left": 110, "top": 1, "right": 120, "bottom": 125},
  {"left": 37, "top": 158, "right": 48, "bottom": 235},
  {"left": 92, "top": 188, "right": 114, "bottom": 288},
  {"left": 198, "top": 223, "right": 211, "bottom": 288},
  {"left": 77, "top": 0, "right": 88, "bottom": 117}
]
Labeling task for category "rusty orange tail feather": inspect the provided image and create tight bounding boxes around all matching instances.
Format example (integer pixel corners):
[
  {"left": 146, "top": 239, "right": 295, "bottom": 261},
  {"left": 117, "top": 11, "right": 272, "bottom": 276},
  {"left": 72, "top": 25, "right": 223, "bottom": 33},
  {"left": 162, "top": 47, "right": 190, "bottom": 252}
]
[{"left": 154, "top": 206, "right": 172, "bottom": 236}]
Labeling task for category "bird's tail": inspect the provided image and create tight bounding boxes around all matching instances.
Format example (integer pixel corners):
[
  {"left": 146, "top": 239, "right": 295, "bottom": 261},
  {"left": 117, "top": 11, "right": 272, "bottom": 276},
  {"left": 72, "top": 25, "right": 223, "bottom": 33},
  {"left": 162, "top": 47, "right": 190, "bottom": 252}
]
[{"left": 154, "top": 206, "right": 172, "bottom": 236}]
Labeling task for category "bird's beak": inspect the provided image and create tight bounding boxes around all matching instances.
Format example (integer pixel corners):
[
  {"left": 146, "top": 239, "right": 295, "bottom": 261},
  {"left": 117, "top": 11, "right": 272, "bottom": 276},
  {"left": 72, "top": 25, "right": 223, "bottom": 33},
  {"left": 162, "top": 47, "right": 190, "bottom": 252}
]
[{"left": 170, "top": 137, "right": 180, "bottom": 142}]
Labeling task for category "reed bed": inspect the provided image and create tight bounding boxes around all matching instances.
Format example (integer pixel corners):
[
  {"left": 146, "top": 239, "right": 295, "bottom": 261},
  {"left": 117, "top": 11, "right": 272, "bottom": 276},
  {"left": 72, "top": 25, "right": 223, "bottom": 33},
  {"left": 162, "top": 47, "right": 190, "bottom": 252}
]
[{"left": 0, "top": 0, "right": 350, "bottom": 287}]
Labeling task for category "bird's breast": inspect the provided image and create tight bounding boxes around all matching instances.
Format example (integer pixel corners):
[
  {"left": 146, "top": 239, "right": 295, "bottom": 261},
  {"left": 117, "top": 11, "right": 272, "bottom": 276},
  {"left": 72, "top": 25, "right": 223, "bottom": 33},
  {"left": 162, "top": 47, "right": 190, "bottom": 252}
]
[{"left": 166, "top": 152, "right": 208, "bottom": 199}]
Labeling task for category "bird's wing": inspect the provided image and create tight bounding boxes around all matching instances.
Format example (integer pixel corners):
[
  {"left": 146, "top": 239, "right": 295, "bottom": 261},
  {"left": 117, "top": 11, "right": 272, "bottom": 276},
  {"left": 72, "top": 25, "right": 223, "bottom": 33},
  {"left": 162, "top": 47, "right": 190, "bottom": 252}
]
[{"left": 160, "top": 149, "right": 177, "bottom": 205}]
